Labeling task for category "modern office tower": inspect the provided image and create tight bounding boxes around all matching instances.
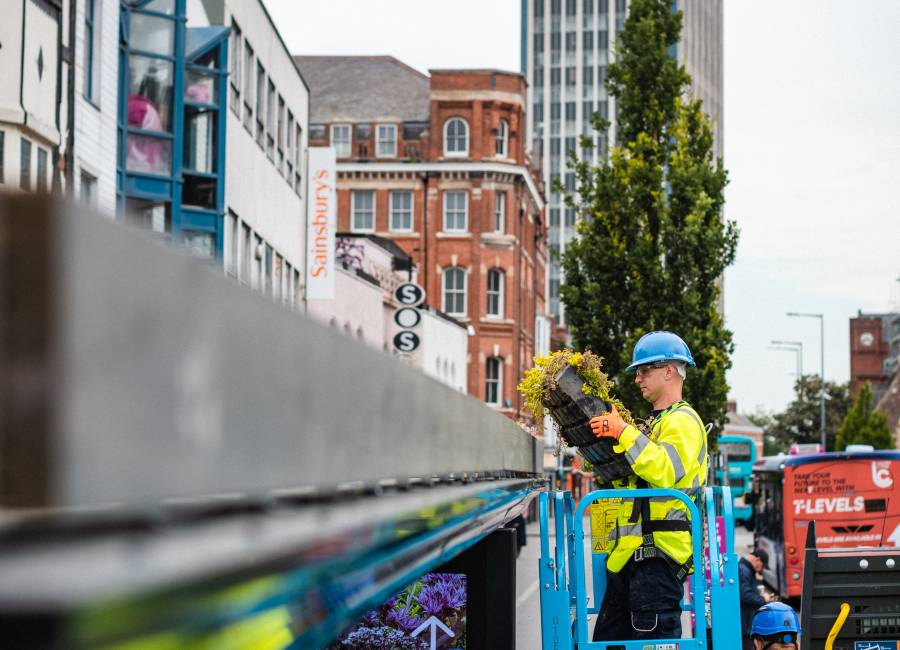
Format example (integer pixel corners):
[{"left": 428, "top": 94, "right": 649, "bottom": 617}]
[{"left": 523, "top": 0, "right": 723, "bottom": 322}]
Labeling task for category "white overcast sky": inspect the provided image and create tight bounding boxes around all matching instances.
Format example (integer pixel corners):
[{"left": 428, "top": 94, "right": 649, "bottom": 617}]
[{"left": 267, "top": 0, "right": 900, "bottom": 415}]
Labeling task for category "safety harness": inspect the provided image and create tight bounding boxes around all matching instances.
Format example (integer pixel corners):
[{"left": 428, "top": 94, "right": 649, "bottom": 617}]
[{"left": 627, "top": 401, "right": 705, "bottom": 581}]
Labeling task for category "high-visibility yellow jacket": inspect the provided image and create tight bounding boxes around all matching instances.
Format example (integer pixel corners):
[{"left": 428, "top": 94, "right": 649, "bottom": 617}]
[{"left": 607, "top": 400, "right": 708, "bottom": 572}]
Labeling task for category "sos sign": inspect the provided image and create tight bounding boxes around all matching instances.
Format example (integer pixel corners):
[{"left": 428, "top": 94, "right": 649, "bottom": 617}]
[
  {"left": 394, "top": 283, "right": 425, "bottom": 307},
  {"left": 393, "top": 331, "right": 420, "bottom": 353},
  {"left": 392, "top": 283, "right": 424, "bottom": 353}
]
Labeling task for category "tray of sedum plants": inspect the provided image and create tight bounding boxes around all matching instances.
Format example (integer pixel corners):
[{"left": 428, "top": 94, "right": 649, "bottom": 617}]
[{"left": 518, "top": 350, "right": 635, "bottom": 483}]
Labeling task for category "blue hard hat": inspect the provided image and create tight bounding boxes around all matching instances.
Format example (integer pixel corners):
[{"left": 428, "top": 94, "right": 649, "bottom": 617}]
[
  {"left": 625, "top": 331, "right": 696, "bottom": 372},
  {"left": 751, "top": 602, "right": 802, "bottom": 640}
]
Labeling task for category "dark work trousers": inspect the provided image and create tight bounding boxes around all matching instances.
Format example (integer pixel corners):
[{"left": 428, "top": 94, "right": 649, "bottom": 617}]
[{"left": 592, "top": 557, "right": 684, "bottom": 641}]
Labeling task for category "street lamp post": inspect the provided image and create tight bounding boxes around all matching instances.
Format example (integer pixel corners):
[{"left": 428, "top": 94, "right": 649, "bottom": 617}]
[
  {"left": 770, "top": 340, "right": 804, "bottom": 378},
  {"left": 787, "top": 312, "right": 825, "bottom": 450}
]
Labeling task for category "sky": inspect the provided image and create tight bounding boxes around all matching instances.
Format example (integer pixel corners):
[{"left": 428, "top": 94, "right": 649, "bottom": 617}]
[{"left": 267, "top": 0, "right": 900, "bottom": 415}]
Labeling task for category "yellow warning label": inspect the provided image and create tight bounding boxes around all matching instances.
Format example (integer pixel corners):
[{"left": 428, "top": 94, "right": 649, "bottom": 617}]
[{"left": 590, "top": 498, "right": 622, "bottom": 554}]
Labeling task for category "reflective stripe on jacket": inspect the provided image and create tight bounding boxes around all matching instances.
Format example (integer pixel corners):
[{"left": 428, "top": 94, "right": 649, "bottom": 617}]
[{"left": 606, "top": 400, "right": 708, "bottom": 572}]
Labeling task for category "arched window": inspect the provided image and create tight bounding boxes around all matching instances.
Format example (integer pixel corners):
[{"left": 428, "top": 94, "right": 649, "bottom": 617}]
[
  {"left": 485, "top": 357, "right": 503, "bottom": 405},
  {"left": 495, "top": 118, "right": 509, "bottom": 157},
  {"left": 486, "top": 268, "right": 504, "bottom": 318},
  {"left": 444, "top": 117, "right": 469, "bottom": 156},
  {"left": 356, "top": 326, "right": 365, "bottom": 341},
  {"left": 442, "top": 267, "right": 466, "bottom": 316}
]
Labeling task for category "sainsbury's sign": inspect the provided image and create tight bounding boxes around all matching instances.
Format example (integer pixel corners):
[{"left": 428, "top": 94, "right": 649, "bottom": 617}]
[{"left": 306, "top": 147, "right": 337, "bottom": 300}]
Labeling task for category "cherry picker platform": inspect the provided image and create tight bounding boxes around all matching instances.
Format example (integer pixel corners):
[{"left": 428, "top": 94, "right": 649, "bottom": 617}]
[{"left": 538, "top": 486, "right": 742, "bottom": 649}]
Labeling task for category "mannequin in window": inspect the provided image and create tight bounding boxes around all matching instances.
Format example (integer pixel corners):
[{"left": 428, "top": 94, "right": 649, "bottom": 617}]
[{"left": 127, "top": 67, "right": 165, "bottom": 172}]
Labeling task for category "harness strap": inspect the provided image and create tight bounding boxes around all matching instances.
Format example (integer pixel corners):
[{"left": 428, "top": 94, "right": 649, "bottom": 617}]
[
  {"left": 632, "top": 544, "right": 694, "bottom": 581},
  {"left": 629, "top": 478, "right": 649, "bottom": 524},
  {"left": 642, "top": 519, "right": 692, "bottom": 533}
]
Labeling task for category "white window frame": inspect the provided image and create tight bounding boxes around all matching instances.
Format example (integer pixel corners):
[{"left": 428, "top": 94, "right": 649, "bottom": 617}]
[
  {"left": 486, "top": 268, "right": 504, "bottom": 318},
  {"left": 240, "top": 223, "right": 252, "bottom": 285},
  {"left": 79, "top": 171, "right": 97, "bottom": 206},
  {"left": 332, "top": 124, "right": 352, "bottom": 158},
  {"left": 274, "top": 253, "right": 283, "bottom": 302},
  {"left": 351, "top": 190, "right": 375, "bottom": 232},
  {"left": 496, "top": 118, "right": 509, "bottom": 157},
  {"left": 252, "top": 234, "right": 263, "bottom": 291},
  {"left": 442, "top": 267, "right": 467, "bottom": 316},
  {"left": 285, "top": 262, "right": 293, "bottom": 307},
  {"left": 376, "top": 124, "right": 397, "bottom": 158},
  {"left": 494, "top": 192, "right": 506, "bottom": 233},
  {"left": 444, "top": 117, "right": 469, "bottom": 157},
  {"left": 83, "top": 0, "right": 101, "bottom": 105},
  {"left": 286, "top": 111, "right": 294, "bottom": 179},
  {"left": 485, "top": 357, "right": 503, "bottom": 405},
  {"left": 225, "top": 210, "right": 239, "bottom": 278},
  {"left": 228, "top": 20, "right": 241, "bottom": 114},
  {"left": 442, "top": 191, "right": 468, "bottom": 232},
  {"left": 242, "top": 41, "right": 254, "bottom": 130},
  {"left": 389, "top": 190, "right": 413, "bottom": 232}
]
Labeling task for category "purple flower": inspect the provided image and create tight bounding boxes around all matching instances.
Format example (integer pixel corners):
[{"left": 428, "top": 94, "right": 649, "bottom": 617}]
[
  {"left": 385, "top": 604, "right": 425, "bottom": 632},
  {"left": 339, "top": 626, "right": 427, "bottom": 650},
  {"left": 361, "top": 609, "right": 381, "bottom": 626},
  {"left": 417, "top": 575, "right": 467, "bottom": 615},
  {"left": 416, "top": 584, "right": 446, "bottom": 615},
  {"left": 436, "top": 578, "right": 466, "bottom": 611}
]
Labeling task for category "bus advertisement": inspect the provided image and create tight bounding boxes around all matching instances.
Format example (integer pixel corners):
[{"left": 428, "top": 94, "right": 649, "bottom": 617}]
[
  {"left": 752, "top": 450, "right": 900, "bottom": 599},
  {"left": 715, "top": 435, "right": 756, "bottom": 524}
]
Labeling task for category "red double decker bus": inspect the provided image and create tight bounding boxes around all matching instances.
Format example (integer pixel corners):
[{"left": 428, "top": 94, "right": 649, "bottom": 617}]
[{"left": 752, "top": 449, "right": 900, "bottom": 599}]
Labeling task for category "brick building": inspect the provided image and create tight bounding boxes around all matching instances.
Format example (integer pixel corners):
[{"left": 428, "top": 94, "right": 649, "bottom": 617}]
[
  {"left": 849, "top": 311, "right": 900, "bottom": 403},
  {"left": 294, "top": 56, "right": 550, "bottom": 419}
]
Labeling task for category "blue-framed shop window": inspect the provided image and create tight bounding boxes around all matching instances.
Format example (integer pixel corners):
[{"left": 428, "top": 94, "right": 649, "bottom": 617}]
[
  {"left": 117, "top": 0, "right": 228, "bottom": 262},
  {"left": 182, "top": 26, "right": 229, "bottom": 260}
]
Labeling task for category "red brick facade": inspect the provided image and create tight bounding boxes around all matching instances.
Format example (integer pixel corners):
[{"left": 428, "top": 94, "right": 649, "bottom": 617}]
[
  {"left": 308, "top": 68, "right": 548, "bottom": 419},
  {"left": 849, "top": 314, "right": 891, "bottom": 396}
]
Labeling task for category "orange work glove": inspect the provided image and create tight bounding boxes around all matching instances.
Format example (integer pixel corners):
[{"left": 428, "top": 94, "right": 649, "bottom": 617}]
[{"left": 589, "top": 404, "right": 629, "bottom": 440}]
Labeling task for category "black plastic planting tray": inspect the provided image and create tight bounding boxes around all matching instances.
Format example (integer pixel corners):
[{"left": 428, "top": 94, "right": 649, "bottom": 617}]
[{"left": 544, "top": 366, "right": 634, "bottom": 482}]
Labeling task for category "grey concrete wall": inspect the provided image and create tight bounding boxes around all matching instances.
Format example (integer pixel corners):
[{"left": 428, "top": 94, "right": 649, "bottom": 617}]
[{"left": 0, "top": 195, "right": 539, "bottom": 509}]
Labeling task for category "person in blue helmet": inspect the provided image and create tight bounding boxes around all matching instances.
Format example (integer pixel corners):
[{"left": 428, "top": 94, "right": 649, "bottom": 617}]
[
  {"left": 588, "top": 331, "right": 709, "bottom": 641},
  {"left": 750, "top": 601, "right": 801, "bottom": 650}
]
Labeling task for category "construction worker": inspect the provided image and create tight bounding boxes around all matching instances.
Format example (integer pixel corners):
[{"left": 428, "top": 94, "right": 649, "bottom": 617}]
[
  {"left": 740, "top": 548, "right": 772, "bottom": 649},
  {"left": 749, "top": 602, "right": 801, "bottom": 650},
  {"left": 588, "top": 331, "right": 708, "bottom": 641}
]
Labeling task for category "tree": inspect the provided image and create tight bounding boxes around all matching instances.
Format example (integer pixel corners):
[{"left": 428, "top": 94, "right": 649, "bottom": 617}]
[
  {"left": 745, "top": 409, "right": 783, "bottom": 456},
  {"left": 767, "top": 375, "right": 852, "bottom": 453},
  {"left": 836, "top": 383, "right": 893, "bottom": 450},
  {"left": 559, "top": 0, "right": 738, "bottom": 440}
]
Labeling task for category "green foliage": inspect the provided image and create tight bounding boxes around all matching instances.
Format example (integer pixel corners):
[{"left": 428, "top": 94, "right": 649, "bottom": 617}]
[
  {"left": 559, "top": 0, "right": 738, "bottom": 442},
  {"left": 836, "top": 382, "right": 893, "bottom": 450},
  {"left": 744, "top": 409, "right": 781, "bottom": 456},
  {"left": 517, "top": 349, "right": 634, "bottom": 425},
  {"left": 766, "top": 375, "right": 852, "bottom": 453}
]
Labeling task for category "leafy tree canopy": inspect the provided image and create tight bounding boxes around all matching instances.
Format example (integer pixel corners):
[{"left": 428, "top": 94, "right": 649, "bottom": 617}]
[
  {"left": 765, "top": 375, "right": 852, "bottom": 453},
  {"left": 559, "top": 0, "right": 738, "bottom": 440},
  {"left": 836, "top": 382, "right": 893, "bottom": 450}
]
